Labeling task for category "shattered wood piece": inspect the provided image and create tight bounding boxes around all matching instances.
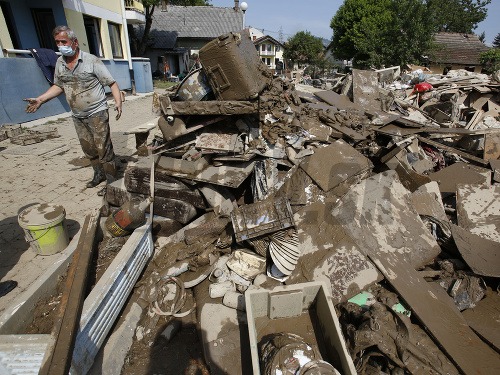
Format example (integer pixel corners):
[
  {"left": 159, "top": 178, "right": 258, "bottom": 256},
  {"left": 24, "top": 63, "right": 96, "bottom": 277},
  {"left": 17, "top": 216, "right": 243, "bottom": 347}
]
[
  {"left": 195, "top": 132, "right": 243, "bottom": 153},
  {"left": 331, "top": 170, "right": 441, "bottom": 268},
  {"left": 392, "top": 153, "right": 432, "bottom": 192},
  {"left": 231, "top": 197, "right": 294, "bottom": 243},
  {"left": 352, "top": 69, "right": 380, "bottom": 110},
  {"left": 465, "top": 109, "right": 484, "bottom": 130},
  {"left": 380, "top": 145, "right": 404, "bottom": 164},
  {"left": 490, "top": 159, "right": 500, "bottom": 182},
  {"left": 123, "top": 119, "right": 158, "bottom": 155},
  {"left": 429, "top": 162, "right": 491, "bottom": 194},
  {"left": 288, "top": 200, "right": 382, "bottom": 304},
  {"left": 450, "top": 224, "right": 500, "bottom": 277},
  {"left": 300, "top": 119, "right": 332, "bottom": 142},
  {"left": 456, "top": 184, "right": 500, "bottom": 243},
  {"left": 416, "top": 136, "right": 489, "bottom": 166},
  {"left": 156, "top": 154, "right": 210, "bottom": 175},
  {"left": 318, "top": 111, "right": 369, "bottom": 141},
  {"left": 484, "top": 132, "right": 500, "bottom": 160},
  {"left": 411, "top": 182, "right": 448, "bottom": 221},
  {"left": 314, "top": 90, "right": 364, "bottom": 112},
  {"left": 160, "top": 96, "right": 259, "bottom": 116},
  {"left": 462, "top": 292, "right": 500, "bottom": 353},
  {"left": 184, "top": 216, "right": 230, "bottom": 245},
  {"left": 300, "top": 140, "right": 373, "bottom": 192},
  {"left": 158, "top": 115, "right": 225, "bottom": 142},
  {"left": 368, "top": 253, "right": 500, "bottom": 375},
  {"left": 39, "top": 210, "right": 99, "bottom": 375},
  {"left": 199, "top": 184, "right": 236, "bottom": 216}
]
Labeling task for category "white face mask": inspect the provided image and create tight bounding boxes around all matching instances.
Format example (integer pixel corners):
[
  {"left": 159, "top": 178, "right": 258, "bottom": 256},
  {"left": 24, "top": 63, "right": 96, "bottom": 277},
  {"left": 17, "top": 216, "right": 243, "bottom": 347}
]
[{"left": 58, "top": 45, "right": 76, "bottom": 56}]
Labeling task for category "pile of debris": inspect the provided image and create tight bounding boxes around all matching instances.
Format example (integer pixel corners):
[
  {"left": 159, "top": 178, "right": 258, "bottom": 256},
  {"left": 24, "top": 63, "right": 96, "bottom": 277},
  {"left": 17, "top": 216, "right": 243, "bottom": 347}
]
[{"left": 104, "top": 31, "right": 500, "bottom": 374}]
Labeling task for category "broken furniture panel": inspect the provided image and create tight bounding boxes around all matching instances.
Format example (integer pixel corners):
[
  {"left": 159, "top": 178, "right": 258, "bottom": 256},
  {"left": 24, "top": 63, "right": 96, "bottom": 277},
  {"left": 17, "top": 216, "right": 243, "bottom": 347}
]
[
  {"left": 484, "top": 132, "right": 500, "bottom": 160},
  {"left": 123, "top": 119, "right": 158, "bottom": 156},
  {"left": 300, "top": 140, "right": 372, "bottom": 193},
  {"left": 456, "top": 184, "right": 500, "bottom": 243},
  {"left": 450, "top": 224, "right": 500, "bottom": 277},
  {"left": 156, "top": 160, "right": 255, "bottom": 188},
  {"left": 231, "top": 197, "right": 294, "bottom": 243},
  {"left": 331, "top": 170, "right": 441, "bottom": 268},
  {"left": 462, "top": 291, "right": 500, "bottom": 353},
  {"left": 429, "top": 162, "right": 491, "bottom": 194},
  {"left": 288, "top": 200, "right": 382, "bottom": 304},
  {"left": 0, "top": 334, "right": 51, "bottom": 374},
  {"left": 410, "top": 182, "right": 448, "bottom": 221},
  {"left": 352, "top": 69, "right": 380, "bottom": 110}
]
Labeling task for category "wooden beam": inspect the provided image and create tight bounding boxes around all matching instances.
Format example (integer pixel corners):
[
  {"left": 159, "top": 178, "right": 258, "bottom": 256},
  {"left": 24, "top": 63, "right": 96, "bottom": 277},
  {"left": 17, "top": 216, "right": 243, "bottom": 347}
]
[
  {"left": 416, "top": 135, "right": 488, "bottom": 166},
  {"left": 38, "top": 209, "right": 100, "bottom": 375}
]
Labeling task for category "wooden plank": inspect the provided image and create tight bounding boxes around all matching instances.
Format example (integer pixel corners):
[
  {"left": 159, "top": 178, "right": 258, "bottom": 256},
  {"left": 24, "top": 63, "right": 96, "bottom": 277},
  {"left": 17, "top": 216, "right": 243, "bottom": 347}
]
[
  {"left": 416, "top": 135, "right": 488, "bottom": 166},
  {"left": 160, "top": 96, "right": 259, "bottom": 116},
  {"left": 39, "top": 210, "right": 100, "bottom": 375},
  {"left": 462, "top": 292, "right": 500, "bottom": 353},
  {"left": 368, "top": 253, "right": 500, "bottom": 375}
]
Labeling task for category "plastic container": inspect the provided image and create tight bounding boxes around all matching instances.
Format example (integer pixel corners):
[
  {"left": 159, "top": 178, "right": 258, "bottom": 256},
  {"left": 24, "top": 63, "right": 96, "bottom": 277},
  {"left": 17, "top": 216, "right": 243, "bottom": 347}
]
[
  {"left": 18, "top": 203, "right": 69, "bottom": 255},
  {"left": 245, "top": 282, "right": 356, "bottom": 375}
]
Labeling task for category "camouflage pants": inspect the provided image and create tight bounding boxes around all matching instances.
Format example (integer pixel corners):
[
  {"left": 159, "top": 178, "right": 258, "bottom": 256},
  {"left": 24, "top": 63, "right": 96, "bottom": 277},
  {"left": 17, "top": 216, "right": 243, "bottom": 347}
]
[{"left": 72, "top": 109, "right": 116, "bottom": 178}]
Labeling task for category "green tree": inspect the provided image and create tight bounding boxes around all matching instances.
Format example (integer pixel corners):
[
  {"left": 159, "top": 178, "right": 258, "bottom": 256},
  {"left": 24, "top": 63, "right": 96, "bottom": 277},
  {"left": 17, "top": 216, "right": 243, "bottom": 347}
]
[
  {"left": 283, "top": 31, "right": 324, "bottom": 67},
  {"left": 493, "top": 33, "right": 500, "bottom": 48},
  {"left": 478, "top": 31, "right": 486, "bottom": 43},
  {"left": 130, "top": 0, "right": 211, "bottom": 56},
  {"left": 330, "top": 0, "right": 432, "bottom": 68},
  {"left": 479, "top": 48, "right": 500, "bottom": 73},
  {"left": 426, "top": 0, "right": 491, "bottom": 33}
]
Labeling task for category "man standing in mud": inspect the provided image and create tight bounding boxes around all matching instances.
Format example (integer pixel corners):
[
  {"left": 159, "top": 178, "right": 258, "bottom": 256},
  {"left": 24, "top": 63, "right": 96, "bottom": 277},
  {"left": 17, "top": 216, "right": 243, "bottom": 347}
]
[{"left": 25, "top": 25, "right": 122, "bottom": 196}]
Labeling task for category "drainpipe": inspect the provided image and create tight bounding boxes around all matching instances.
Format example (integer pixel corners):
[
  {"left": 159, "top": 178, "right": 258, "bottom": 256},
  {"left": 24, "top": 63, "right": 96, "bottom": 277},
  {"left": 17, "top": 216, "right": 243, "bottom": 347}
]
[{"left": 120, "top": 0, "right": 136, "bottom": 95}]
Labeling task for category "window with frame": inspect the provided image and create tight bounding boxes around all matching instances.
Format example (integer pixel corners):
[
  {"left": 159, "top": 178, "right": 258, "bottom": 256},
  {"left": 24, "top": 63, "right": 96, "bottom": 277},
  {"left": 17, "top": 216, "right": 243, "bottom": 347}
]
[
  {"left": 267, "top": 44, "right": 272, "bottom": 52},
  {"left": 31, "top": 8, "right": 57, "bottom": 50},
  {"left": 261, "top": 44, "right": 265, "bottom": 52},
  {"left": 276, "top": 45, "right": 280, "bottom": 52},
  {"left": 83, "top": 15, "right": 103, "bottom": 57},
  {"left": 266, "top": 58, "right": 271, "bottom": 65},
  {"left": 108, "top": 22, "right": 123, "bottom": 59}
]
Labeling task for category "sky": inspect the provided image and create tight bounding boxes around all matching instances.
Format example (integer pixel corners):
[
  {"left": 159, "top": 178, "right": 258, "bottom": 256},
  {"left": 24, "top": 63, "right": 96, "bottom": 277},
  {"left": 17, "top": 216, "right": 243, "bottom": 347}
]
[{"left": 210, "top": 0, "right": 499, "bottom": 45}]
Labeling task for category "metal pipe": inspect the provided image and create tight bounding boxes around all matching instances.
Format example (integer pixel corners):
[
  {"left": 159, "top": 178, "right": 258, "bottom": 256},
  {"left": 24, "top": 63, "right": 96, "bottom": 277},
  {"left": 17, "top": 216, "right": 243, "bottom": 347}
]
[{"left": 120, "top": 0, "right": 136, "bottom": 94}]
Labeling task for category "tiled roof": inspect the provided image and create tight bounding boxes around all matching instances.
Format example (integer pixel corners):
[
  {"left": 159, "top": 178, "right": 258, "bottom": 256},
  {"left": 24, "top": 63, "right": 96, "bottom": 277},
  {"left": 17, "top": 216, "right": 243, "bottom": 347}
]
[
  {"left": 253, "top": 35, "right": 284, "bottom": 48},
  {"left": 431, "top": 32, "right": 490, "bottom": 65},
  {"left": 150, "top": 6, "right": 243, "bottom": 49}
]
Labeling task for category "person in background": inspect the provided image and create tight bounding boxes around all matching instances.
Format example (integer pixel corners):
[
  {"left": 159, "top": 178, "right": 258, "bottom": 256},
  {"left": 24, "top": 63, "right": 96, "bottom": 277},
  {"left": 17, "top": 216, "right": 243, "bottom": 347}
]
[{"left": 24, "top": 25, "right": 122, "bottom": 196}]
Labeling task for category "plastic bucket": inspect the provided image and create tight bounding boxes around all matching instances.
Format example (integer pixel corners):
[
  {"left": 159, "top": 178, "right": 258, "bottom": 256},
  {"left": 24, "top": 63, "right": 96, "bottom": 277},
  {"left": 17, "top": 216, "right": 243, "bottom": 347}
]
[{"left": 18, "top": 203, "right": 69, "bottom": 255}]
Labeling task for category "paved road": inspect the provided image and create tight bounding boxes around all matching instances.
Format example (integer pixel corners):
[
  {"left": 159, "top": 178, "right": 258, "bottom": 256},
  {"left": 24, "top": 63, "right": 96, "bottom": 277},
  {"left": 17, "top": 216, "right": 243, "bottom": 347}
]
[{"left": 0, "top": 93, "right": 158, "bottom": 314}]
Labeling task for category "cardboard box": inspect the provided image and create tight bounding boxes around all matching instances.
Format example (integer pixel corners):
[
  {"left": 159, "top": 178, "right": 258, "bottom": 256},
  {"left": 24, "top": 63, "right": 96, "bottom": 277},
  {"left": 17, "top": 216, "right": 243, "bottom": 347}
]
[{"left": 245, "top": 282, "right": 356, "bottom": 374}]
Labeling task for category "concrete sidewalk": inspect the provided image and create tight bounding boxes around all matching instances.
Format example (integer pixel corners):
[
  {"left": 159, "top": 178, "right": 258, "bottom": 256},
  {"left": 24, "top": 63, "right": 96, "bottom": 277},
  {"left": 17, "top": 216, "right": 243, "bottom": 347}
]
[{"left": 0, "top": 93, "right": 158, "bottom": 314}]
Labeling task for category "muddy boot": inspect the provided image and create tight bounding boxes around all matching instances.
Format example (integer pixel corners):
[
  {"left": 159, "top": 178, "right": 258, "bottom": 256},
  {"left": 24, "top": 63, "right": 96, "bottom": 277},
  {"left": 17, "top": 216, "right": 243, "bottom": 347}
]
[
  {"left": 87, "top": 164, "right": 106, "bottom": 188},
  {"left": 98, "top": 161, "right": 117, "bottom": 196}
]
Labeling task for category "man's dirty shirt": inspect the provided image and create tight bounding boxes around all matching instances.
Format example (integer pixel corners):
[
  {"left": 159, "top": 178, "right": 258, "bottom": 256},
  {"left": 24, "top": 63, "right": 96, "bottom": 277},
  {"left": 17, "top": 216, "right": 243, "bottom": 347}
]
[{"left": 54, "top": 50, "right": 115, "bottom": 118}]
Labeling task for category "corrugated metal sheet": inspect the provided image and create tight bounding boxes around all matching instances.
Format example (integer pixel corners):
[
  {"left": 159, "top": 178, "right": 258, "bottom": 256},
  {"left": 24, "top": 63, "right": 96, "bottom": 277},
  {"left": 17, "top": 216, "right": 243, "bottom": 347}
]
[{"left": 70, "top": 224, "right": 153, "bottom": 375}]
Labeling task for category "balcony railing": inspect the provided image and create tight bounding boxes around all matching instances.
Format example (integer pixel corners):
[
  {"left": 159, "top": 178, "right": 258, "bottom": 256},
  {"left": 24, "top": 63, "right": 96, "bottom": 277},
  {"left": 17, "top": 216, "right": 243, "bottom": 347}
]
[
  {"left": 125, "top": 0, "right": 144, "bottom": 13},
  {"left": 260, "top": 50, "right": 275, "bottom": 56}
]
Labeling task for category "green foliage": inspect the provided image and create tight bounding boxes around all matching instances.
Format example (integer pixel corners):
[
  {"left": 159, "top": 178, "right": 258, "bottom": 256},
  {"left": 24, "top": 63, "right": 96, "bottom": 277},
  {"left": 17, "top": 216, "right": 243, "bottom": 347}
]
[
  {"left": 478, "top": 31, "right": 486, "bottom": 43},
  {"left": 427, "top": 0, "right": 491, "bottom": 33},
  {"left": 283, "top": 31, "right": 324, "bottom": 66},
  {"left": 330, "top": 0, "right": 433, "bottom": 68},
  {"left": 479, "top": 48, "right": 500, "bottom": 73},
  {"left": 493, "top": 33, "right": 500, "bottom": 48}
]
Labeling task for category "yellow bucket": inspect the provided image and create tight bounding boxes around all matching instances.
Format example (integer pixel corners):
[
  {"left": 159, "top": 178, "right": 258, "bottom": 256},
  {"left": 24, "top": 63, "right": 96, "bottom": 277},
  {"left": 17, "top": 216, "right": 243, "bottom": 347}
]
[{"left": 18, "top": 203, "right": 69, "bottom": 255}]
